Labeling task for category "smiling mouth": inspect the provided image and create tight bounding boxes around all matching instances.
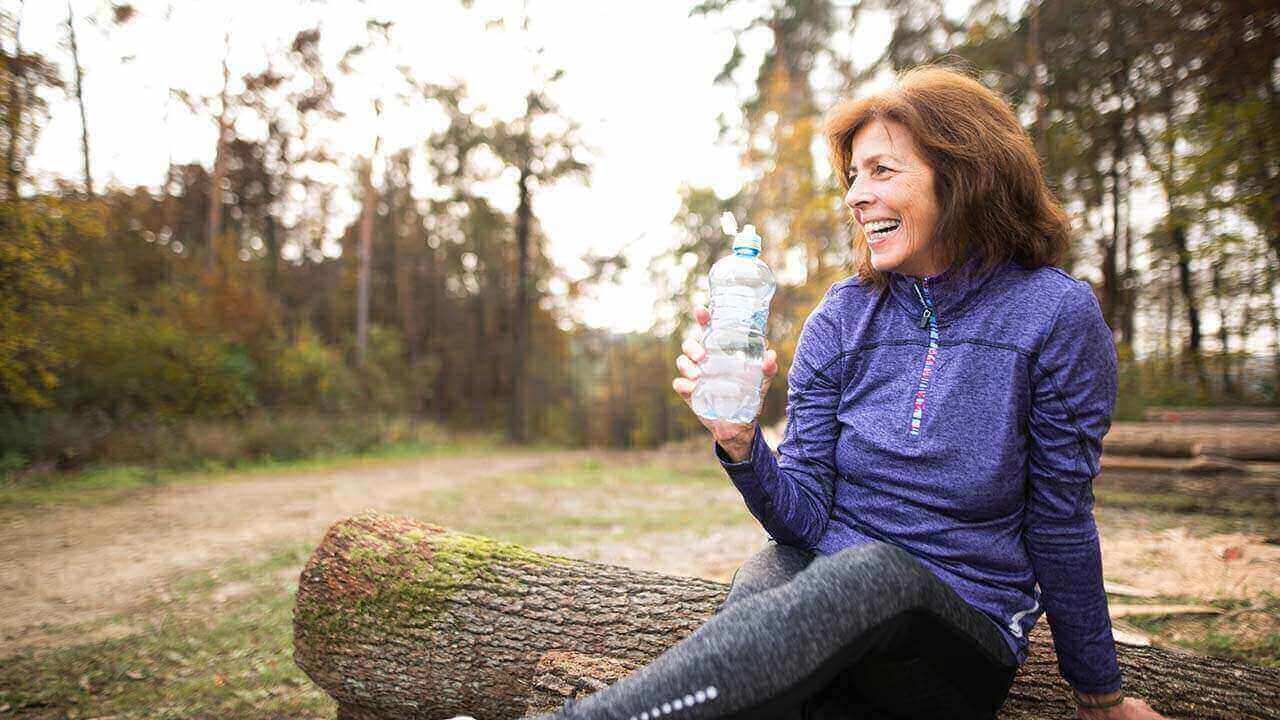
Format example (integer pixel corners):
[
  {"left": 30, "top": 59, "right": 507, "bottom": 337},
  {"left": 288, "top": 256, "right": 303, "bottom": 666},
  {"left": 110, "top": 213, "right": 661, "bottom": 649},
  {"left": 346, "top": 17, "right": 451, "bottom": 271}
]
[{"left": 864, "top": 219, "right": 901, "bottom": 245}]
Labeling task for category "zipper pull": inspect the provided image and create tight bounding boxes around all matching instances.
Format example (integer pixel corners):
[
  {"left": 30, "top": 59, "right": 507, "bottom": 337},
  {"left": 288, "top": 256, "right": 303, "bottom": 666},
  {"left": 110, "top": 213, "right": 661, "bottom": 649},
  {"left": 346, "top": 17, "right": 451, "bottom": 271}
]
[{"left": 912, "top": 281, "right": 932, "bottom": 329}]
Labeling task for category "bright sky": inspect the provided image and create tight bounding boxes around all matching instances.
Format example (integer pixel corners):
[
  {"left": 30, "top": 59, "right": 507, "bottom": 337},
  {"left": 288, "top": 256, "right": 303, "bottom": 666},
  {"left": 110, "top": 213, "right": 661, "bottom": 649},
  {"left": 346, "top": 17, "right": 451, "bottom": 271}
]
[{"left": 23, "top": 0, "right": 853, "bottom": 333}]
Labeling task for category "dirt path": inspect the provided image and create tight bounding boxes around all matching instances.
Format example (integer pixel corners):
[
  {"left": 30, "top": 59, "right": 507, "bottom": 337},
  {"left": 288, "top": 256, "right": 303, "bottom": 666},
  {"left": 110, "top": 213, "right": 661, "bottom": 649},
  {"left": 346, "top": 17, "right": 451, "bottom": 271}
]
[
  {"left": 0, "top": 451, "right": 574, "bottom": 654},
  {"left": 3, "top": 445, "right": 1276, "bottom": 660}
]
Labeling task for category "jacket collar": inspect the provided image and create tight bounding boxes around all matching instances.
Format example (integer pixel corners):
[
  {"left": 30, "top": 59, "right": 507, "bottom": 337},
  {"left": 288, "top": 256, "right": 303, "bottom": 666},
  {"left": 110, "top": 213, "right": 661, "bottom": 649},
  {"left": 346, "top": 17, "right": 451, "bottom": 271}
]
[{"left": 886, "top": 252, "right": 1004, "bottom": 328}]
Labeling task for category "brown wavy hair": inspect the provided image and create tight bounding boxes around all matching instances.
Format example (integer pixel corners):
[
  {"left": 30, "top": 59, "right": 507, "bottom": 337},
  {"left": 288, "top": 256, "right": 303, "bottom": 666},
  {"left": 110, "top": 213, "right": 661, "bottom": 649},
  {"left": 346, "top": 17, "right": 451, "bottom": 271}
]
[{"left": 822, "top": 65, "right": 1070, "bottom": 286}]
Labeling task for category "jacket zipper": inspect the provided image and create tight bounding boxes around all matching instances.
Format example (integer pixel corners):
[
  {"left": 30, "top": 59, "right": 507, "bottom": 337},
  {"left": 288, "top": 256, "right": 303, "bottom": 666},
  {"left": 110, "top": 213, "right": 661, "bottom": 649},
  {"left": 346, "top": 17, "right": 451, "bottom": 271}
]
[
  {"left": 908, "top": 279, "right": 939, "bottom": 439},
  {"left": 913, "top": 282, "right": 933, "bottom": 329}
]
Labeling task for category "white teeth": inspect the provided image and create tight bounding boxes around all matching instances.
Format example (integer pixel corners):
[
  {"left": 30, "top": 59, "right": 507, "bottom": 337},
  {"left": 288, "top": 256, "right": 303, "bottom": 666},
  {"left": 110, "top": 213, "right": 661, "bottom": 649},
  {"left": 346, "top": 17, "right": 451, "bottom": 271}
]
[{"left": 864, "top": 219, "right": 901, "bottom": 233}]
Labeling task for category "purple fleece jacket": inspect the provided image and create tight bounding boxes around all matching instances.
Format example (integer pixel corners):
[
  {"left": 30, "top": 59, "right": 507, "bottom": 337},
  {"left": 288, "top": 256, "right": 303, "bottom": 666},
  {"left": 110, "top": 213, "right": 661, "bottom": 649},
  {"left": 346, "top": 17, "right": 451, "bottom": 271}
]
[{"left": 715, "top": 255, "right": 1123, "bottom": 694}]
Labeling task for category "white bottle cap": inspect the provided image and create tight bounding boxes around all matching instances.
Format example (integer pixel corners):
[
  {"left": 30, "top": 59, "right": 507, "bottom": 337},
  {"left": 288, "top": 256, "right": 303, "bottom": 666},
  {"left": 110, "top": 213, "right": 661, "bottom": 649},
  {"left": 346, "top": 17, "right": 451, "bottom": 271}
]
[{"left": 733, "top": 224, "right": 762, "bottom": 254}]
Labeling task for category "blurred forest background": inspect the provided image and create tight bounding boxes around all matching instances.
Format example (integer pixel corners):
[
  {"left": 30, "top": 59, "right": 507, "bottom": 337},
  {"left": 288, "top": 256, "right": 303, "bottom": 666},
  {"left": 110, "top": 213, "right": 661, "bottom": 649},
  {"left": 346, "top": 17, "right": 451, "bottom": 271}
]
[{"left": 2, "top": 0, "right": 1277, "bottom": 475}]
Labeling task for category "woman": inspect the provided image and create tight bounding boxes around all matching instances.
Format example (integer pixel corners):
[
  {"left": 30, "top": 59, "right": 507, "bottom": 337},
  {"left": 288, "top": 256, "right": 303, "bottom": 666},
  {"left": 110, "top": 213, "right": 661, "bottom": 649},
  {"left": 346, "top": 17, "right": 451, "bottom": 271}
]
[{"left": 531, "top": 66, "right": 1169, "bottom": 720}]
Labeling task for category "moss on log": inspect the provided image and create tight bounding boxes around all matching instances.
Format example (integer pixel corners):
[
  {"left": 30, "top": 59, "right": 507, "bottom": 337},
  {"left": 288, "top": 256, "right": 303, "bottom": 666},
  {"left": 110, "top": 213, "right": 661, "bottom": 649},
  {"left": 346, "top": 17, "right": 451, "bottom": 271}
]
[{"left": 294, "top": 512, "right": 1279, "bottom": 720}]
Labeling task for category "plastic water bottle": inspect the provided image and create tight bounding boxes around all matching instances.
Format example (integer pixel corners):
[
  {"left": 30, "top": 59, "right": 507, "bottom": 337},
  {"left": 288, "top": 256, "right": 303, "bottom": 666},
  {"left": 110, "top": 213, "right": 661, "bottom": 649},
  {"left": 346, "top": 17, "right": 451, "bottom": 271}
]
[{"left": 691, "top": 214, "right": 776, "bottom": 424}]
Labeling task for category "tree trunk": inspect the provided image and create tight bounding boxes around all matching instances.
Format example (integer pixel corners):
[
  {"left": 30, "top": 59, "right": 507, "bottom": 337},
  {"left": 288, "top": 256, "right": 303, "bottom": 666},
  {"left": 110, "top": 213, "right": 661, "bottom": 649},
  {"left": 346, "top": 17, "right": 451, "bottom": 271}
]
[
  {"left": 1025, "top": 0, "right": 1047, "bottom": 162},
  {"left": 1121, "top": 143, "right": 1136, "bottom": 347},
  {"left": 473, "top": 285, "right": 487, "bottom": 426},
  {"left": 1211, "top": 262, "right": 1235, "bottom": 397},
  {"left": 1172, "top": 225, "right": 1208, "bottom": 389},
  {"left": 1269, "top": 262, "right": 1280, "bottom": 402},
  {"left": 356, "top": 141, "right": 380, "bottom": 366},
  {"left": 1101, "top": 232, "right": 1119, "bottom": 335},
  {"left": 1107, "top": 114, "right": 1125, "bottom": 343},
  {"left": 1101, "top": 12, "right": 1129, "bottom": 342},
  {"left": 294, "top": 513, "right": 1280, "bottom": 720},
  {"left": 66, "top": 0, "right": 92, "bottom": 196},
  {"left": 420, "top": 242, "right": 436, "bottom": 367},
  {"left": 264, "top": 124, "right": 283, "bottom": 296},
  {"left": 510, "top": 163, "right": 533, "bottom": 443},
  {"left": 1239, "top": 268, "right": 1254, "bottom": 398},
  {"left": 570, "top": 346, "right": 585, "bottom": 445},
  {"left": 5, "top": 0, "right": 25, "bottom": 201},
  {"left": 205, "top": 33, "right": 231, "bottom": 277},
  {"left": 395, "top": 221, "right": 418, "bottom": 367}
]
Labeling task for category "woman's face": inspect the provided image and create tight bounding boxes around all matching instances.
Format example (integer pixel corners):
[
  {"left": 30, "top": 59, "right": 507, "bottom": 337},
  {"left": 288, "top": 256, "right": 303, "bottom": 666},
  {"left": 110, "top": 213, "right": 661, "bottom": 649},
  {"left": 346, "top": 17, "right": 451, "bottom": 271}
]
[{"left": 843, "top": 119, "right": 944, "bottom": 278}]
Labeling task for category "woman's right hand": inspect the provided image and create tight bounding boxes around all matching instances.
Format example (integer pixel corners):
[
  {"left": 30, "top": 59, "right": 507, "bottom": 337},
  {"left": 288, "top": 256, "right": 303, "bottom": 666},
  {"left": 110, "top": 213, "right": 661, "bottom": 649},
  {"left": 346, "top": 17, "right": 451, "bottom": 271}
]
[{"left": 671, "top": 305, "right": 778, "bottom": 463}]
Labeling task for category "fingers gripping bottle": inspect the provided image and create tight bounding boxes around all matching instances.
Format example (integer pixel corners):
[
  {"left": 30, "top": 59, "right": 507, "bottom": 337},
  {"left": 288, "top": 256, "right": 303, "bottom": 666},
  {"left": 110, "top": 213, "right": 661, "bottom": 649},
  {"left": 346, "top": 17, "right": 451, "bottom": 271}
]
[{"left": 691, "top": 214, "right": 777, "bottom": 424}]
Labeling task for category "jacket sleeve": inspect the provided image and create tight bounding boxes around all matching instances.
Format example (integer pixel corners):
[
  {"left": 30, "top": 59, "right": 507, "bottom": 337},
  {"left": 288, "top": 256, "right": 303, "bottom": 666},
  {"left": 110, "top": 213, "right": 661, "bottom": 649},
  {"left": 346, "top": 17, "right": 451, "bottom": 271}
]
[
  {"left": 714, "top": 284, "right": 843, "bottom": 551},
  {"left": 1022, "top": 281, "right": 1123, "bottom": 694}
]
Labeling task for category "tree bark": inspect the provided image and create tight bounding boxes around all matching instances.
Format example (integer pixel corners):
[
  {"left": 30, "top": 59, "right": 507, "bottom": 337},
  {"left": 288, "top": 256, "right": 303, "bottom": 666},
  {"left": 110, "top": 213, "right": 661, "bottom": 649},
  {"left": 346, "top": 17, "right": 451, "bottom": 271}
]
[
  {"left": 294, "top": 513, "right": 1280, "bottom": 720},
  {"left": 65, "top": 0, "right": 92, "bottom": 196},
  {"left": 263, "top": 122, "right": 284, "bottom": 296},
  {"left": 5, "top": 0, "right": 26, "bottom": 201},
  {"left": 205, "top": 33, "right": 231, "bottom": 277},
  {"left": 356, "top": 130, "right": 381, "bottom": 367},
  {"left": 1175, "top": 223, "right": 1201, "bottom": 355},
  {"left": 1172, "top": 224, "right": 1208, "bottom": 390},
  {"left": 1025, "top": 0, "right": 1047, "bottom": 162},
  {"left": 1106, "top": 109, "right": 1125, "bottom": 343},
  {"left": 510, "top": 160, "right": 532, "bottom": 443},
  {"left": 1269, "top": 262, "right": 1280, "bottom": 403},
  {"left": 1211, "top": 262, "right": 1235, "bottom": 397},
  {"left": 394, "top": 210, "right": 418, "bottom": 367}
]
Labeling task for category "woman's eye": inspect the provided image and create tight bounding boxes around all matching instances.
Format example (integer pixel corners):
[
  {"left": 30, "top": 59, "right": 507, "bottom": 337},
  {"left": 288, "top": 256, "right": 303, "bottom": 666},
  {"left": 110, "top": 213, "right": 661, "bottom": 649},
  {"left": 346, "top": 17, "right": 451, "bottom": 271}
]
[{"left": 873, "top": 164, "right": 890, "bottom": 175}]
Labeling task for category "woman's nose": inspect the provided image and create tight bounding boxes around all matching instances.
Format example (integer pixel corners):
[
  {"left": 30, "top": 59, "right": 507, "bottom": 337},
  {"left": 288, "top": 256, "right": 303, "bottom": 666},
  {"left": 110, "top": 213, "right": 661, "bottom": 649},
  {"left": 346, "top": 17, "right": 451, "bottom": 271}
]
[{"left": 844, "top": 179, "right": 872, "bottom": 212}]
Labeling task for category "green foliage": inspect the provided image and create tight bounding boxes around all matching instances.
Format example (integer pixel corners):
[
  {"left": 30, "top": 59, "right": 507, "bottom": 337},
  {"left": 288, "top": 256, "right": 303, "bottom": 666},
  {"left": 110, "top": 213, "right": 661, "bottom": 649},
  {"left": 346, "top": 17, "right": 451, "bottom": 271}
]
[
  {"left": 264, "top": 326, "right": 359, "bottom": 413},
  {"left": 0, "top": 410, "right": 463, "bottom": 476},
  {"left": 0, "top": 409, "right": 112, "bottom": 468},
  {"left": 0, "top": 198, "right": 89, "bottom": 409},
  {"left": 1114, "top": 344, "right": 1275, "bottom": 422},
  {"left": 57, "top": 302, "right": 259, "bottom": 418},
  {"left": 354, "top": 325, "right": 440, "bottom": 414}
]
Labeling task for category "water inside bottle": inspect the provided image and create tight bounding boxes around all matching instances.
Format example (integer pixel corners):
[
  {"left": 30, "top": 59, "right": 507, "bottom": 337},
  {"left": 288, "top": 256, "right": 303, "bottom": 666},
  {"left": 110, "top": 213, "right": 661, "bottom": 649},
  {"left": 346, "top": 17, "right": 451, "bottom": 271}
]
[{"left": 692, "top": 267, "right": 773, "bottom": 423}]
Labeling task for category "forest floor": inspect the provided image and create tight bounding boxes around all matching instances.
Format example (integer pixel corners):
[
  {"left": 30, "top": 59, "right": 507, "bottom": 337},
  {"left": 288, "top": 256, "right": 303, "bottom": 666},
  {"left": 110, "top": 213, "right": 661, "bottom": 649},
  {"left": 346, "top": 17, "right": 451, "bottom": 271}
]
[{"left": 0, "top": 432, "right": 1278, "bottom": 718}]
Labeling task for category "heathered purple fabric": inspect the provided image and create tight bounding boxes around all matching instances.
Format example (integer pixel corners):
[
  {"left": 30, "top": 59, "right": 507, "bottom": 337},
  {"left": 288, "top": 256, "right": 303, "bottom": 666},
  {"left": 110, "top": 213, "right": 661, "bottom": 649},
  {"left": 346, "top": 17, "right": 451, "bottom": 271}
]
[{"left": 714, "top": 256, "right": 1123, "bottom": 694}]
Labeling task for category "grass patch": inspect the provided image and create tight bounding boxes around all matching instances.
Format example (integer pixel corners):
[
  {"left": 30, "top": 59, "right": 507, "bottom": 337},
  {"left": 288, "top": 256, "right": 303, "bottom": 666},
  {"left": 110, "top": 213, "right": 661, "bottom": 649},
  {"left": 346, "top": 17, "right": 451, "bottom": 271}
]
[
  {"left": 1093, "top": 496, "right": 1277, "bottom": 537},
  {"left": 405, "top": 451, "right": 751, "bottom": 547},
  {"left": 509, "top": 456, "right": 725, "bottom": 490},
  {"left": 1115, "top": 592, "right": 1280, "bottom": 668},
  {"left": 0, "top": 544, "right": 332, "bottom": 719}
]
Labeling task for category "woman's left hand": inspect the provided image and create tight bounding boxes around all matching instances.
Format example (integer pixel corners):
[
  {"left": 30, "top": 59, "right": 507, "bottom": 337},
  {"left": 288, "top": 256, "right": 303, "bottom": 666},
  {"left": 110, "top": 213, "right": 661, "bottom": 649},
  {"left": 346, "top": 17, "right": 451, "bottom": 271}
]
[{"left": 1077, "top": 697, "right": 1169, "bottom": 719}]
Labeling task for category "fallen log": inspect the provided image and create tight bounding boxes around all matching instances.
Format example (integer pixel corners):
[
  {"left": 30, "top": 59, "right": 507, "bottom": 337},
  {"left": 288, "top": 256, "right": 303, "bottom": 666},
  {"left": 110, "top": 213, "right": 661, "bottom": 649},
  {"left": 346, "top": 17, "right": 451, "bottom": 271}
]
[
  {"left": 1104, "top": 423, "right": 1280, "bottom": 461},
  {"left": 1108, "top": 604, "right": 1224, "bottom": 619},
  {"left": 294, "top": 512, "right": 1280, "bottom": 720},
  {"left": 1094, "top": 457, "right": 1280, "bottom": 513},
  {"left": 1142, "top": 408, "right": 1280, "bottom": 425}
]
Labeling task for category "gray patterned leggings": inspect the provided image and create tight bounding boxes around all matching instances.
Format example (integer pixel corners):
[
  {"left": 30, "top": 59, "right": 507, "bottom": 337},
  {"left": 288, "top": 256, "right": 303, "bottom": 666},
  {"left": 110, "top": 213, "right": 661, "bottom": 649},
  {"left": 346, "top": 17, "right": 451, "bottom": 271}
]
[{"left": 529, "top": 539, "right": 1019, "bottom": 720}]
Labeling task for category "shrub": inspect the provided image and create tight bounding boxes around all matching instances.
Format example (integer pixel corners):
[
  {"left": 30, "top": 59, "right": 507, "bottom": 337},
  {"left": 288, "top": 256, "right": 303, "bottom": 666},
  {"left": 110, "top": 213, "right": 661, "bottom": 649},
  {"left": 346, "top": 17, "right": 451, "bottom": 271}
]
[
  {"left": 261, "top": 328, "right": 360, "bottom": 413},
  {"left": 54, "top": 303, "right": 258, "bottom": 418}
]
